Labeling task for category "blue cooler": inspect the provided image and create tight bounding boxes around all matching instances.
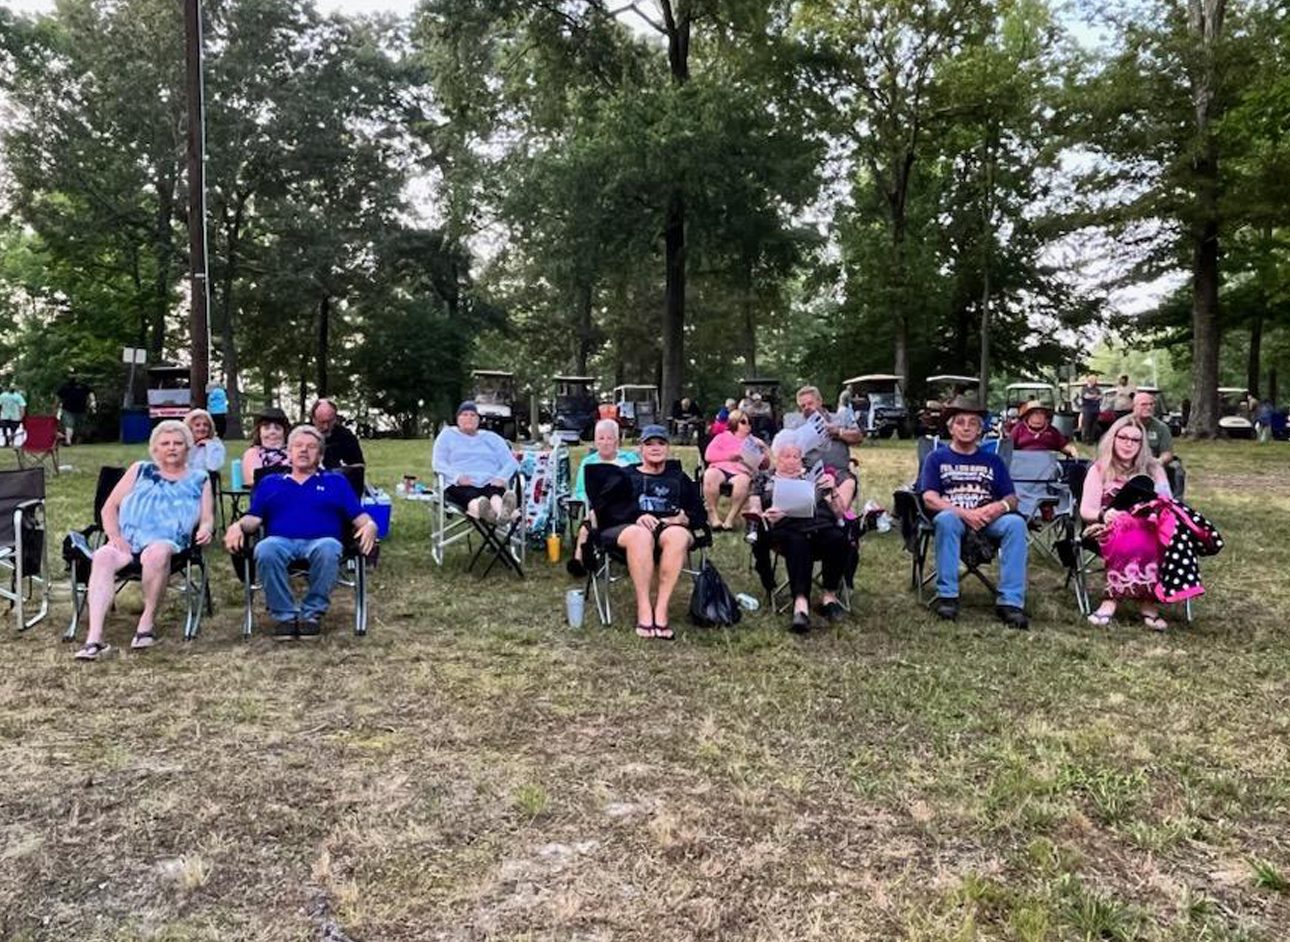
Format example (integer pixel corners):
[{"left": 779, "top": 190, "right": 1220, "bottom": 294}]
[
  {"left": 121, "top": 408, "right": 151, "bottom": 444},
  {"left": 363, "top": 501, "right": 392, "bottom": 539}
]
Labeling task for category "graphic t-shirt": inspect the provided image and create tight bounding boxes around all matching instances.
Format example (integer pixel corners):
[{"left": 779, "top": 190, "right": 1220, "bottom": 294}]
[{"left": 917, "top": 446, "right": 1014, "bottom": 511}]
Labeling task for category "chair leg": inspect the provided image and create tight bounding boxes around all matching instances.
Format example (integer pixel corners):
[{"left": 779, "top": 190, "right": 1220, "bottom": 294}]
[
  {"left": 184, "top": 560, "right": 206, "bottom": 641},
  {"left": 242, "top": 559, "right": 256, "bottom": 639},
  {"left": 353, "top": 555, "right": 368, "bottom": 636}
]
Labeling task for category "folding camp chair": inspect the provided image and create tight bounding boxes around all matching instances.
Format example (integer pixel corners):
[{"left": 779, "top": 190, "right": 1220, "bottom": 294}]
[
  {"left": 15, "top": 415, "right": 60, "bottom": 475},
  {"left": 583, "top": 461, "right": 712, "bottom": 626},
  {"left": 0, "top": 467, "right": 50, "bottom": 630},
  {"left": 1008, "top": 450, "right": 1075, "bottom": 565},
  {"left": 233, "top": 465, "right": 370, "bottom": 638},
  {"left": 428, "top": 471, "right": 527, "bottom": 577},
  {"left": 1056, "top": 460, "right": 1193, "bottom": 622},
  {"left": 64, "top": 466, "right": 211, "bottom": 642},
  {"left": 893, "top": 437, "right": 1012, "bottom": 604}
]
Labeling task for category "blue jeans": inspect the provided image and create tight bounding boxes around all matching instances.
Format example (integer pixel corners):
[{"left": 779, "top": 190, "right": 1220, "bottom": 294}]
[
  {"left": 933, "top": 511, "right": 1028, "bottom": 608},
  {"left": 254, "top": 536, "right": 342, "bottom": 622}
]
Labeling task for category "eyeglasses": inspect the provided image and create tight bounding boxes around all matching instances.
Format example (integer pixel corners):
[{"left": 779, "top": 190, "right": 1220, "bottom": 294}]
[
  {"left": 737, "top": 418, "right": 750, "bottom": 425},
  {"left": 1115, "top": 432, "right": 1143, "bottom": 443}
]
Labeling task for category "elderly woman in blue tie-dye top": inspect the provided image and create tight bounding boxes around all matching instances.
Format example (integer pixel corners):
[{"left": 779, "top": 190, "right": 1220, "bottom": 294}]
[{"left": 73, "top": 420, "right": 215, "bottom": 660}]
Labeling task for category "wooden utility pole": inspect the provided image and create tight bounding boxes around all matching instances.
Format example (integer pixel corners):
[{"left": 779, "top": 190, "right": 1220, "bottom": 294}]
[{"left": 184, "top": 0, "right": 210, "bottom": 408}]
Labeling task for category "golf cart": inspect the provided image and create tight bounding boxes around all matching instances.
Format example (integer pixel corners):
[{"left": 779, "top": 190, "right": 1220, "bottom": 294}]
[
  {"left": 1218, "top": 387, "right": 1256, "bottom": 439},
  {"left": 917, "top": 374, "right": 978, "bottom": 437},
  {"left": 739, "top": 378, "right": 782, "bottom": 439},
  {"left": 1001, "top": 382, "right": 1059, "bottom": 434},
  {"left": 551, "top": 375, "right": 598, "bottom": 444},
  {"left": 471, "top": 369, "right": 525, "bottom": 441},
  {"left": 147, "top": 364, "right": 193, "bottom": 422},
  {"left": 612, "top": 384, "right": 660, "bottom": 439},
  {"left": 1066, "top": 380, "right": 1113, "bottom": 438},
  {"left": 841, "top": 374, "right": 909, "bottom": 438},
  {"left": 1134, "top": 385, "right": 1183, "bottom": 436}
]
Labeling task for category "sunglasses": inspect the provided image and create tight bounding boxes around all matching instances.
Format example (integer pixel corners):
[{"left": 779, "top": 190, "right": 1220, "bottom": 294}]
[
  {"left": 737, "top": 418, "right": 750, "bottom": 425},
  {"left": 1115, "top": 432, "right": 1143, "bottom": 442}
]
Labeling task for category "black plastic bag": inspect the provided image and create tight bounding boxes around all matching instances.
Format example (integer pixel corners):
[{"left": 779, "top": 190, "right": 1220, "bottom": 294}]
[{"left": 689, "top": 560, "right": 741, "bottom": 627}]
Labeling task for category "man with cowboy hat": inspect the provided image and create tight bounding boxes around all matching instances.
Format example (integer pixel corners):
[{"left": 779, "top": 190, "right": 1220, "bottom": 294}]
[
  {"left": 917, "top": 395, "right": 1031, "bottom": 629},
  {"left": 1011, "top": 399, "right": 1079, "bottom": 457}
]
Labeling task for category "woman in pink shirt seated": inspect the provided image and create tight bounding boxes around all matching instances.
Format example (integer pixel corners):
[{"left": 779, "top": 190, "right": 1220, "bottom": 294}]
[
  {"left": 1010, "top": 401, "right": 1079, "bottom": 457},
  {"left": 702, "top": 408, "right": 769, "bottom": 530}
]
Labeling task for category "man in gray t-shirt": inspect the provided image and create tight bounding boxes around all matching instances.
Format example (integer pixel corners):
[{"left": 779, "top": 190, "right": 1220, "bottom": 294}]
[
  {"left": 1131, "top": 392, "right": 1174, "bottom": 464},
  {"left": 782, "top": 385, "right": 864, "bottom": 509}
]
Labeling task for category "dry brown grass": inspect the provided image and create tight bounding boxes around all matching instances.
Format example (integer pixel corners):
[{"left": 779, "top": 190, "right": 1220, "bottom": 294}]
[{"left": 0, "top": 438, "right": 1286, "bottom": 940}]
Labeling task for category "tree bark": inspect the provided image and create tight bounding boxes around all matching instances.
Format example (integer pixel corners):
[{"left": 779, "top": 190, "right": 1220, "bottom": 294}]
[
  {"left": 662, "top": 187, "right": 686, "bottom": 407},
  {"left": 741, "top": 255, "right": 757, "bottom": 375},
  {"left": 575, "top": 281, "right": 594, "bottom": 376},
  {"left": 217, "top": 194, "right": 246, "bottom": 438},
  {"left": 316, "top": 294, "right": 330, "bottom": 398},
  {"left": 151, "top": 169, "right": 177, "bottom": 358},
  {"left": 1247, "top": 310, "right": 1262, "bottom": 399}
]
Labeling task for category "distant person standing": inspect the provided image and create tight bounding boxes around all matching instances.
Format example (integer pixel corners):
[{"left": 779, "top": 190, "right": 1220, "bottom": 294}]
[
  {"left": 1111, "top": 374, "right": 1134, "bottom": 419},
  {"left": 310, "top": 399, "right": 365, "bottom": 469},
  {"left": 206, "top": 382, "right": 229, "bottom": 437},
  {"left": 55, "top": 372, "right": 93, "bottom": 446},
  {"left": 1079, "top": 374, "right": 1102, "bottom": 444},
  {"left": 0, "top": 382, "right": 26, "bottom": 446}
]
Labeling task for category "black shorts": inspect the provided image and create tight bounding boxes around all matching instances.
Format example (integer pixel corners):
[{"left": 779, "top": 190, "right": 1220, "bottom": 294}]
[
  {"left": 597, "top": 521, "right": 694, "bottom": 553},
  {"left": 445, "top": 484, "right": 506, "bottom": 509}
]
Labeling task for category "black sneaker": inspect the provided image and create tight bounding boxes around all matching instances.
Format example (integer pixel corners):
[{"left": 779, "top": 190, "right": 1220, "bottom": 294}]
[
  {"left": 298, "top": 618, "right": 322, "bottom": 640},
  {"left": 996, "top": 605, "right": 1030, "bottom": 631},
  {"left": 789, "top": 611, "right": 810, "bottom": 634},
  {"left": 934, "top": 597, "right": 960, "bottom": 621},
  {"left": 820, "top": 600, "right": 847, "bottom": 623},
  {"left": 273, "top": 620, "right": 298, "bottom": 641},
  {"left": 566, "top": 556, "right": 587, "bottom": 579}
]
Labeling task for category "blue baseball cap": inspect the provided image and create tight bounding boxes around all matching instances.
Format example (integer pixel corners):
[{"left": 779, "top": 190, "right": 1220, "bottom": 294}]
[
  {"left": 639, "top": 424, "right": 670, "bottom": 443},
  {"left": 457, "top": 400, "right": 479, "bottom": 416}
]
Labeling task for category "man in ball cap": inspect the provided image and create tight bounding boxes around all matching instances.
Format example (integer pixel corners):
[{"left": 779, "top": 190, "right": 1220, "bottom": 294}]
[
  {"left": 916, "top": 395, "right": 1030, "bottom": 629},
  {"left": 431, "top": 400, "right": 520, "bottom": 523}
]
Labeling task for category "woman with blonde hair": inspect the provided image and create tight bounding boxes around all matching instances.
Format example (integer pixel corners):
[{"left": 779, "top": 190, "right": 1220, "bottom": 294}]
[
  {"left": 73, "top": 420, "right": 215, "bottom": 659},
  {"left": 183, "top": 407, "right": 226, "bottom": 472},
  {"left": 1079, "top": 415, "right": 1172, "bottom": 629},
  {"left": 701, "top": 407, "right": 769, "bottom": 530}
]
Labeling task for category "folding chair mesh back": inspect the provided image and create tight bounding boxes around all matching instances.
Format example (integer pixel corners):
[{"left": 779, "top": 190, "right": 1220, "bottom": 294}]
[
  {"left": 0, "top": 467, "right": 50, "bottom": 630},
  {"left": 1008, "top": 450, "right": 1075, "bottom": 564}
]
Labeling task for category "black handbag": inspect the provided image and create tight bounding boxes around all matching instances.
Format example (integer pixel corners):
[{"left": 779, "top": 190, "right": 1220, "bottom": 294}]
[{"left": 689, "top": 560, "right": 741, "bottom": 627}]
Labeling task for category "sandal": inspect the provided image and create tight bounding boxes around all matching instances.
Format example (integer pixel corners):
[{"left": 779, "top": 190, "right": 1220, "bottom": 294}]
[
  {"left": 1142, "top": 613, "right": 1168, "bottom": 631},
  {"left": 635, "top": 623, "right": 655, "bottom": 639},
  {"left": 131, "top": 631, "right": 157, "bottom": 650},
  {"left": 1086, "top": 612, "right": 1112, "bottom": 626},
  {"left": 74, "top": 642, "right": 112, "bottom": 661},
  {"left": 653, "top": 623, "right": 675, "bottom": 641}
]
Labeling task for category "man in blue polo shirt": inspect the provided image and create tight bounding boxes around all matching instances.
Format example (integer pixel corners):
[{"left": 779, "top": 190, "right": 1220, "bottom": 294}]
[
  {"left": 225, "top": 425, "right": 378, "bottom": 639},
  {"left": 917, "top": 397, "right": 1030, "bottom": 629}
]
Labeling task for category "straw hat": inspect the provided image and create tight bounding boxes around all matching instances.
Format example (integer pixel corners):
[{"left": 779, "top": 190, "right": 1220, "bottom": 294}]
[{"left": 1018, "top": 400, "right": 1051, "bottom": 420}]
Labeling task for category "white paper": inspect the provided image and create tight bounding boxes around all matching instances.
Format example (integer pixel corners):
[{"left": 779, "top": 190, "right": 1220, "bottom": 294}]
[
  {"left": 739, "top": 437, "right": 764, "bottom": 470},
  {"left": 795, "top": 412, "right": 831, "bottom": 457},
  {"left": 771, "top": 477, "right": 817, "bottom": 518}
]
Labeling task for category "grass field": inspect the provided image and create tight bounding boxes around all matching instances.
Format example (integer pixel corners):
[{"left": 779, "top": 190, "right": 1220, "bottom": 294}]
[{"left": 0, "top": 438, "right": 1287, "bottom": 941}]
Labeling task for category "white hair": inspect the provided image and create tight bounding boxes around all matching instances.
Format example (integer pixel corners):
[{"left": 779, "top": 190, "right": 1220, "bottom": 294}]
[
  {"left": 594, "top": 418, "right": 620, "bottom": 439},
  {"left": 287, "top": 425, "right": 324, "bottom": 448},
  {"left": 149, "top": 419, "right": 193, "bottom": 454},
  {"left": 771, "top": 429, "right": 802, "bottom": 456}
]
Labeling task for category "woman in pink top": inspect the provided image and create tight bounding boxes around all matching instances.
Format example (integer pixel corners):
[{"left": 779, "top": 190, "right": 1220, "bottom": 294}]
[{"left": 702, "top": 409, "right": 769, "bottom": 530}]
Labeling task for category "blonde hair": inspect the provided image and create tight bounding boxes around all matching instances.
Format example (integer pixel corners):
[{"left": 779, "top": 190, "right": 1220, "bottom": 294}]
[
  {"left": 795, "top": 385, "right": 822, "bottom": 403},
  {"left": 1095, "top": 415, "right": 1161, "bottom": 480},
  {"left": 726, "top": 408, "right": 747, "bottom": 428},
  {"left": 183, "top": 408, "right": 216, "bottom": 438},
  {"left": 149, "top": 419, "right": 193, "bottom": 458}
]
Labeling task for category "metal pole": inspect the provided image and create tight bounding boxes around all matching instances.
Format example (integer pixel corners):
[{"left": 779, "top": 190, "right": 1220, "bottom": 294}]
[{"left": 185, "top": 0, "right": 210, "bottom": 408}]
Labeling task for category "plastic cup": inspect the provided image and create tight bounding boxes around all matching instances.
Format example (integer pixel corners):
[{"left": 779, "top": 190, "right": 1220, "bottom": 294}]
[
  {"left": 565, "top": 589, "right": 585, "bottom": 628},
  {"left": 229, "top": 460, "right": 244, "bottom": 491},
  {"left": 546, "top": 533, "right": 562, "bottom": 562}
]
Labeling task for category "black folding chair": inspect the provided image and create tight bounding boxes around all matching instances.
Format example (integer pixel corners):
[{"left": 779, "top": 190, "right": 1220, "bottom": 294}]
[
  {"left": 0, "top": 467, "right": 50, "bottom": 631},
  {"left": 583, "top": 461, "right": 711, "bottom": 626},
  {"left": 233, "top": 465, "right": 370, "bottom": 638},
  {"left": 64, "top": 466, "right": 211, "bottom": 642},
  {"left": 428, "top": 470, "right": 527, "bottom": 578}
]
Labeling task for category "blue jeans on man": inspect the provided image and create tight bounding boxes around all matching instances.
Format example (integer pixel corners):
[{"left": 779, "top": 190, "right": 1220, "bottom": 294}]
[
  {"left": 254, "top": 536, "right": 342, "bottom": 622},
  {"left": 933, "top": 510, "right": 1027, "bottom": 608}
]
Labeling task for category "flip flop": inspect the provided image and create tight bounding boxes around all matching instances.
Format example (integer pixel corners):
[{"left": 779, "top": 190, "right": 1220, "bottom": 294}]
[
  {"left": 1086, "top": 612, "right": 1112, "bottom": 626},
  {"left": 74, "top": 642, "right": 112, "bottom": 661},
  {"left": 635, "top": 623, "right": 655, "bottom": 639},
  {"left": 1142, "top": 613, "right": 1168, "bottom": 631},
  {"left": 131, "top": 631, "right": 157, "bottom": 649},
  {"left": 653, "top": 623, "right": 675, "bottom": 641}
]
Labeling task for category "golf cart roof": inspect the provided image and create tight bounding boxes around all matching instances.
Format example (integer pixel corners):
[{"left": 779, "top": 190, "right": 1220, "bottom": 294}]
[
  {"left": 472, "top": 369, "right": 513, "bottom": 378},
  {"left": 553, "top": 375, "right": 595, "bottom": 383},
  {"left": 1135, "top": 385, "right": 1160, "bottom": 394},
  {"left": 926, "top": 374, "right": 979, "bottom": 384},
  {"left": 613, "top": 384, "right": 657, "bottom": 393},
  {"left": 843, "top": 374, "right": 904, "bottom": 384},
  {"left": 1217, "top": 387, "right": 1248, "bottom": 394},
  {"left": 740, "top": 377, "right": 780, "bottom": 385},
  {"left": 1006, "top": 381, "right": 1056, "bottom": 390}
]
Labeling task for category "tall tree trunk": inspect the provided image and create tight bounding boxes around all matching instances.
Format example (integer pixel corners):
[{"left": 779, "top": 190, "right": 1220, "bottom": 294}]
[
  {"left": 316, "top": 294, "right": 331, "bottom": 398},
  {"left": 1247, "top": 310, "right": 1263, "bottom": 398},
  {"left": 1185, "top": 0, "right": 1227, "bottom": 438},
  {"left": 888, "top": 153, "right": 914, "bottom": 382},
  {"left": 1269, "top": 366, "right": 1278, "bottom": 406},
  {"left": 151, "top": 170, "right": 177, "bottom": 358},
  {"left": 298, "top": 361, "right": 308, "bottom": 417},
  {"left": 217, "top": 194, "right": 246, "bottom": 438},
  {"left": 575, "top": 281, "right": 594, "bottom": 375},
  {"left": 741, "top": 256, "right": 757, "bottom": 375},
  {"left": 662, "top": 188, "right": 686, "bottom": 407}
]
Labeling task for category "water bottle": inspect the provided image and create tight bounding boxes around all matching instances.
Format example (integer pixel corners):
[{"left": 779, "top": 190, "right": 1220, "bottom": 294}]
[
  {"left": 546, "top": 532, "right": 562, "bottom": 563},
  {"left": 229, "top": 460, "right": 244, "bottom": 491},
  {"left": 735, "top": 593, "right": 761, "bottom": 613},
  {"left": 565, "top": 589, "right": 586, "bottom": 628}
]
